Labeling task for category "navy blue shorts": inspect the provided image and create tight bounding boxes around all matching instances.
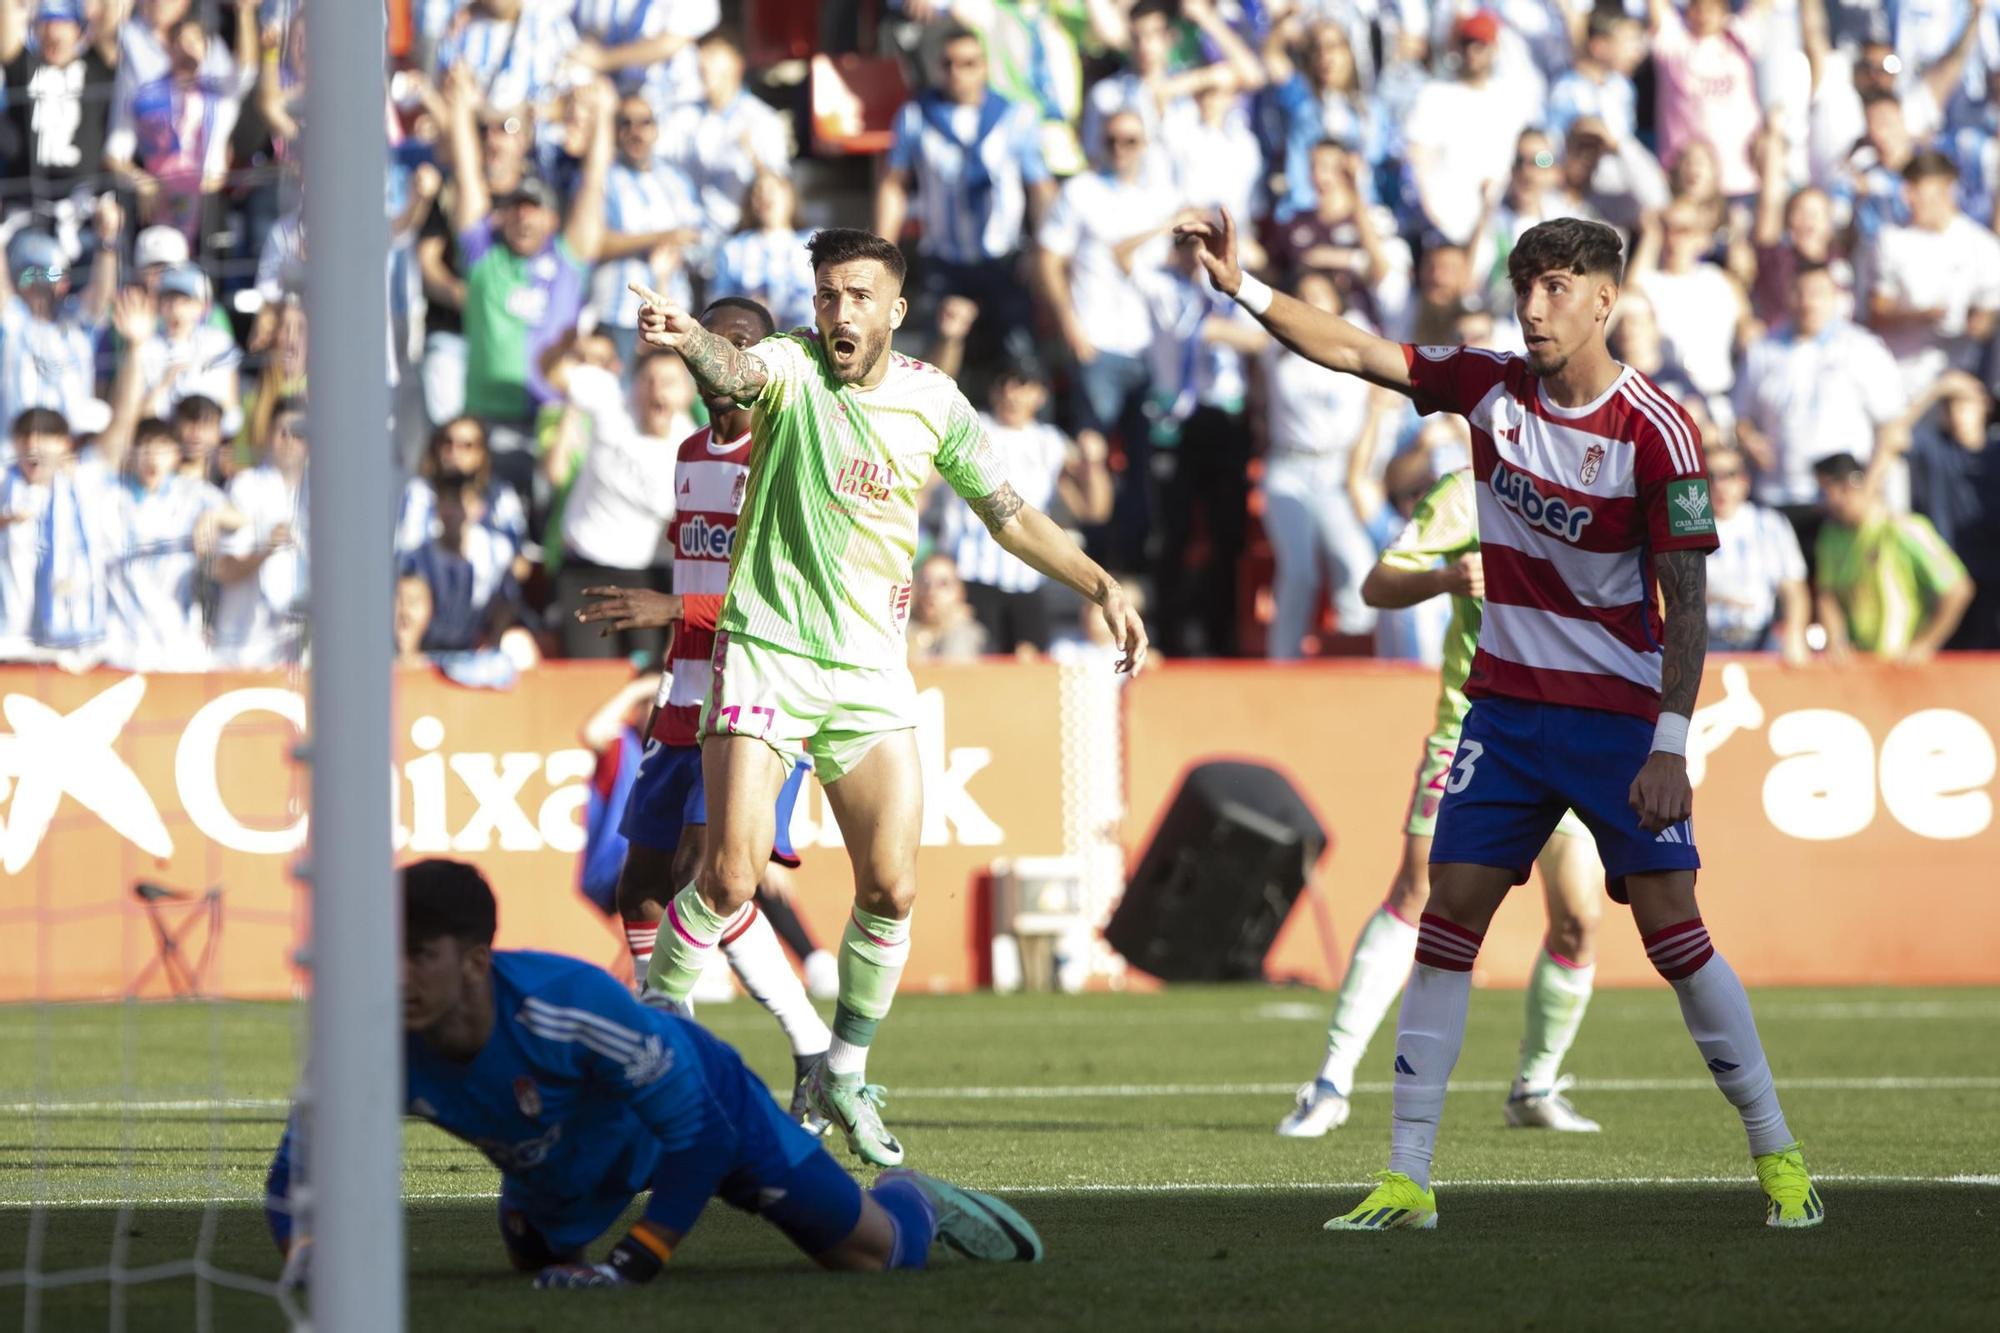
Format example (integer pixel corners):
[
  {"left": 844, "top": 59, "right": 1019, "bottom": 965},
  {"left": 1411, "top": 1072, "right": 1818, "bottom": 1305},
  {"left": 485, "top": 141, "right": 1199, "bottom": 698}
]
[
  {"left": 499, "top": 1090, "right": 860, "bottom": 1260},
  {"left": 620, "top": 742, "right": 809, "bottom": 866},
  {"left": 715, "top": 1138, "right": 866, "bottom": 1257},
  {"left": 1430, "top": 697, "right": 1699, "bottom": 902}
]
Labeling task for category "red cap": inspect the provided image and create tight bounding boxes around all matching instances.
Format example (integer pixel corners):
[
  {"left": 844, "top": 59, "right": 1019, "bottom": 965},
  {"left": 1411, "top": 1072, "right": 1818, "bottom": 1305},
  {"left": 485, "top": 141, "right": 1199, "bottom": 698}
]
[{"left": 1454, "top": 9, "right": 1502, "bottom": 45}]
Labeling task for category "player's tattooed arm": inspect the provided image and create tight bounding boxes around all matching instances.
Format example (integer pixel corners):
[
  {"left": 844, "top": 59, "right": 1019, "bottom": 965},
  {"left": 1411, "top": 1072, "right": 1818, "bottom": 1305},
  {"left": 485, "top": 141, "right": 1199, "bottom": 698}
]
[
  {"left": 673, "top": 323, "right": 770, "bottom": 404},
  {"left": 1655, "top": 547, "right": 1709, "bottom": 718},
  {"left": 967, "top": 482, "right": 1025, "bottom": 535}
]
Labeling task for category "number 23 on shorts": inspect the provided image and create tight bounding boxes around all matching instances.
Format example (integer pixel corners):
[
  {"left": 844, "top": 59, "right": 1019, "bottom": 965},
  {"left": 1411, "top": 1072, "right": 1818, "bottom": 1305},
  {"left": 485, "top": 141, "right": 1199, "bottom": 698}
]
[{"left": 716, "top": 704, "right": 776, "bottom": 737}]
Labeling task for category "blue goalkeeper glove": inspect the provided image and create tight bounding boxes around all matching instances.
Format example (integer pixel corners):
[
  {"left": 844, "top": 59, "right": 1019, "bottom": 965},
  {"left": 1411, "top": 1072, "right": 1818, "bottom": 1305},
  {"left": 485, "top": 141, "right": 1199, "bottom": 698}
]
[{"left": 534, "top": 1262, "right": 625, "bottom": 1289}]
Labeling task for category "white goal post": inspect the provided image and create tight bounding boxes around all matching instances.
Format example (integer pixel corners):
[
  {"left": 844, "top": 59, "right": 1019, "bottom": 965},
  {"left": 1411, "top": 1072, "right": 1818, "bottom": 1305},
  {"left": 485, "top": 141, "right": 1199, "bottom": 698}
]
[{"left": 301, "top": 0, "right": 402, "bottom": 1327}]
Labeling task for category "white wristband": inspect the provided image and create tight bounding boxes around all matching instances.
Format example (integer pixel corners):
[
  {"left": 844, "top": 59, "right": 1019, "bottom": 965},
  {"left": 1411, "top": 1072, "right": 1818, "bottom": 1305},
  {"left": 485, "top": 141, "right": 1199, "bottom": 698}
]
[
  {"left": 1233, "top": 274, "right": 1273, "bottom": 316},
  {"left": 1652, "top": 712, "right": 1690, "bottom": 757}
]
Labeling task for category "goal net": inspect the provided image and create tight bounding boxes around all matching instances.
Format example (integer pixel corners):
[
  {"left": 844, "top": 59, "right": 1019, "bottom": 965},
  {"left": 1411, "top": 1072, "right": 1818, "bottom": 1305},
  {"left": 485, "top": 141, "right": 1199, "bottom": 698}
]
[{"left": 2, "top": 2, "right": 400, "bottom": 1327}]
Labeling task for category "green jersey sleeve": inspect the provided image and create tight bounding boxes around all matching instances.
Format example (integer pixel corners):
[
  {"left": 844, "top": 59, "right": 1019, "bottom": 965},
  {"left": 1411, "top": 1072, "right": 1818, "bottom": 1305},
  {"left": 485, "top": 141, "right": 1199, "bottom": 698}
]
[
  {"left": 747, "top": 330, "right": 820, "bottom": 408},
  {"left": 934, "top": 388, "right": 1011, "bottom": 501},
  {"left": 1378, "top": 468, "right": 1478, "bottom": 572},
  {"left": 1894, "top": 515, "right": 1969, "bottom": 599}
]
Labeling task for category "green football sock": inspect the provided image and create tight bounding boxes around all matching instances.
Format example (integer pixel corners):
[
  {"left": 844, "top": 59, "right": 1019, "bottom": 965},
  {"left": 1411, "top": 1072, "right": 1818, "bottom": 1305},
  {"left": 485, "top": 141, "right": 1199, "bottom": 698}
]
[
  {"left": 826, "top": 907, "right": 911, "bottom": 1077},
  {"left": 1517, "top": 946, "right": 1595, "bottom": 1091},
  {"left": 645, "top": 882, "right": 731, "bottom": 1003}
]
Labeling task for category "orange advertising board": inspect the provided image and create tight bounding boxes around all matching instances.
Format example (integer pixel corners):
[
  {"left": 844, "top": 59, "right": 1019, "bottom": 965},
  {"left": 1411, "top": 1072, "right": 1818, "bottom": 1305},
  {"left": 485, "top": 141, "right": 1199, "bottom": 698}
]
[
  {"left": 1124, "top": 656, "right": 2000, "bottom": 989},
  {"left": 2, "top": 656, "right": 1995, "bottom": 1001},
  {"left": 0, "top": 662, "right": 1070, "bottom": 1002}
]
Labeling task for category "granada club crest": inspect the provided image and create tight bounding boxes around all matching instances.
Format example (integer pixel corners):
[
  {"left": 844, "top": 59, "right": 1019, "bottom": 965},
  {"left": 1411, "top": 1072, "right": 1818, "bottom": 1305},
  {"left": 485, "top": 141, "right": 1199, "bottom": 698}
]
[
  {"left": 731, "top": 471, "right": 747, "bottom": 510},
  {"left": 514, "top": 1077, "right": 542, "bottom": 1119},
  {"left": 1580, "top": 443, "right": 1605, "bottom": 485}
]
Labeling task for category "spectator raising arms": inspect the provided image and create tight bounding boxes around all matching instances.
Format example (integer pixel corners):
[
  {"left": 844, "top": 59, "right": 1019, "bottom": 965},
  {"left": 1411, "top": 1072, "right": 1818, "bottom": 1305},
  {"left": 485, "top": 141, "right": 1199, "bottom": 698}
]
[
  {"left": 0, "top": 204, "right": 118, "bottom": 433},
  {"left": 0, "top": 0, "right": 119, "bottom": 205},
  {"left": 104, "top": 9, "right": 252, "bottom": 241},
  {"left": 442, "top": 64, "right": 613, "bottom": 494}
]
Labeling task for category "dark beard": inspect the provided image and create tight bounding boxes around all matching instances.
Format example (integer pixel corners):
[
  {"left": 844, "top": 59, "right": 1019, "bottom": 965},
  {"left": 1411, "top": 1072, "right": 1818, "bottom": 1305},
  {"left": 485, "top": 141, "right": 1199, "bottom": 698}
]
[{"left": 830, "top": 326, "right": 892, "bottom": 383}]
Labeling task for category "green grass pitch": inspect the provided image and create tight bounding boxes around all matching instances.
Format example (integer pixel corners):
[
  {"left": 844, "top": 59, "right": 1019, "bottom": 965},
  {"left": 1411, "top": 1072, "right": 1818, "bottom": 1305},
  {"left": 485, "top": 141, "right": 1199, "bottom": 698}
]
[{"left": 3, "top": 984, "right": 1997, "bottom": 1331}]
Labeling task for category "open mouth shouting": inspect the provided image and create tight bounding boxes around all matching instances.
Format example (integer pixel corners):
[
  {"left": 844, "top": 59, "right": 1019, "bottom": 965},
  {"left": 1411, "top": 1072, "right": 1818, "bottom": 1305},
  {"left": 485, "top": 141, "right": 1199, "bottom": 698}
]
[{"left": 830, "top": 327, "right": 862, "bottom": 362}]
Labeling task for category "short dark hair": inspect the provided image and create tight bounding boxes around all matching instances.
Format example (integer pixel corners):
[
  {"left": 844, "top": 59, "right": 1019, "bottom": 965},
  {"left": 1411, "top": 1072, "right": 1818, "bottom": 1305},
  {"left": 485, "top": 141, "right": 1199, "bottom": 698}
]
[
  {"left": 135, "top": 417, "right": 179, "bottom": 449},
  {"left": 805, "top": 228, "right": 907, "bottom": 289},
  {"left": 1130, "top": 0, "right": 1173, "bottom": 22},
  {"left": 12, "top": 407, "right": 68, "bottom": 439},
  {"left": 172, "top": 395, "right": 224, "bottom": 428},
  {"left": 1587, "top": 3, "right": 1638, "bottom": 40},
  {"left": 1813, "top": 452, "right": 1867, "bottom": 484},
  {"left": 403, "top": 859, "right": 497, "bottom": 948},
  {"left": 703, "top": 295, "right": 777, "bottom": 338},
  {"left": 1904, "top": 149, "right": 1959, "bottom": 184},
  {"left": 1507, "top": 216, "right": 1625, "bottom": 290},
  {"left": 937, "top": 19, "right": 980, "bottom": 50},
  {"left": 697, "top": 28, "right": 742, "bottom": 56},
  {"left": 1792, "top": 259, "right": 1835, "bottom": 284},
  {"left": 1860, "top": 87, "right": 1901, "bottom": 110}
]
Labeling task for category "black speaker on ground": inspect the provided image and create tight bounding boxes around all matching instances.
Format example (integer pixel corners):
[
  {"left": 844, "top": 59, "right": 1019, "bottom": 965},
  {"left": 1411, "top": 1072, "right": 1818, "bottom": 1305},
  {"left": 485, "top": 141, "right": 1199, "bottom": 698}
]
[{"left": 1106, "top": 760, "right": 1327, "bottom": 983}]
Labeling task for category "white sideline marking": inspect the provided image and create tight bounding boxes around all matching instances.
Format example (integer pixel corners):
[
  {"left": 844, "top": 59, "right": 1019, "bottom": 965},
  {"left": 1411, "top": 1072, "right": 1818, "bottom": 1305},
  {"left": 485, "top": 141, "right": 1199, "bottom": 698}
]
[
  {"left": 6, "top": 1075, "right": 1999, "bottom": 1115},
  {"left": 11, "top": 1173, "right": 1998, "bottom": 1210}
]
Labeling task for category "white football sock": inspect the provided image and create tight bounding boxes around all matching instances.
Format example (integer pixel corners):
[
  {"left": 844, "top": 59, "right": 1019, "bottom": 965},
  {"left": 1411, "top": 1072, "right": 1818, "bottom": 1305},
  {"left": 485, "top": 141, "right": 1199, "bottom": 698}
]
[
  {"left": 1385, "top": 915, "right": 1483, "bottom": 1190},
  {"left": 1654, "top": 928, "right": 1792, "bottom": 1156},
  {"left": 723, "top": 906, "right": 831, "bottom": 1058}
]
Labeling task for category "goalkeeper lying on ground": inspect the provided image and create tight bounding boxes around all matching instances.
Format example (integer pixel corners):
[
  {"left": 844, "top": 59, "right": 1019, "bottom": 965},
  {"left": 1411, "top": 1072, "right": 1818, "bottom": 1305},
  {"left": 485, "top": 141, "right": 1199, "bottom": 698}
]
[{"left": 264, "top": 860, "right": 1041, "bottom": 1286}]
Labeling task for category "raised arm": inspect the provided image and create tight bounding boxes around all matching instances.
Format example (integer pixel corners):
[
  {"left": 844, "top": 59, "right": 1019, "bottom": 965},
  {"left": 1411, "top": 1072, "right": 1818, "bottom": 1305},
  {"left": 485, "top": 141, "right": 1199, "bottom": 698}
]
[
  {"left": 1173, "top": 208, "right": 1414, "bottom": 394},
  {"left": 563, "top": 82, "right": 617, "bottom": 263},
  {"left": 1798, "top": 0, "right": 1831, "bottom": 92},
  {"left": 969, "top": 484, "right": 1148, "bottom": 672},
  {"left": 1181, "top": 0, "right": 1268, "bottom": 92},
  {"left": 444, "top": 65, "right": 490, "bottom": 236},
  {"left": 1629, "top": 547, "right": 1707, "bottom": 832},
  {"left": 0, "top": 0, "right": 28, "bottom": 64},
  {"left": 79, "top": 194, "right": 123, "bottom": 327},
  {"left": 631, "top": 283, "right": 770, "bottom": 403},
  {"left": 1919, "top": 0, "right": 1989, "bottom": 113}
]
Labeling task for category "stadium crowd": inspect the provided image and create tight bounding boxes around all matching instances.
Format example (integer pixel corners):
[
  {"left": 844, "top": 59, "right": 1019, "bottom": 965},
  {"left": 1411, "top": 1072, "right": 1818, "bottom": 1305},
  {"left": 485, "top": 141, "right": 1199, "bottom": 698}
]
[{"left": 0, "top": 0, "right": 1993, "bottom": 675}]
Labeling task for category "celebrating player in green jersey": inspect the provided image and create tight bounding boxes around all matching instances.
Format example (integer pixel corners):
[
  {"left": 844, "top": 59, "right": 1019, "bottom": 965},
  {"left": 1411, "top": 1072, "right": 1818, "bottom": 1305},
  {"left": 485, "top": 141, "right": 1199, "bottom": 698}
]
[
  {"left": 630, "top": 230, "right": 1146, "bottom": 1168},
  {"left": 1279, "top": 468, "right": 1608, "bottom": 1139}
]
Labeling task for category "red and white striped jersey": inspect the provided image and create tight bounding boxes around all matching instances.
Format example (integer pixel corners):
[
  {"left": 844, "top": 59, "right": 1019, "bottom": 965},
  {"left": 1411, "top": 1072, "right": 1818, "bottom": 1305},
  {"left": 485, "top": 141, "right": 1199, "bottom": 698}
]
[
  {"left": 649, "top": 425, "right": 751, "bottom": 747},
  {"left": 1400, "top": 344, "right": 1719, "bottom": 721}
]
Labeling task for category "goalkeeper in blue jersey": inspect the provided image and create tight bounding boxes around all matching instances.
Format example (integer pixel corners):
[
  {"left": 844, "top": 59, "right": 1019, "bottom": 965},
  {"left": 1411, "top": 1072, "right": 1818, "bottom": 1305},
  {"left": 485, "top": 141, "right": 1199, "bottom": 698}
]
[{"left": 265, "top": 860, "right": 1041, "bottom": 1287}]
